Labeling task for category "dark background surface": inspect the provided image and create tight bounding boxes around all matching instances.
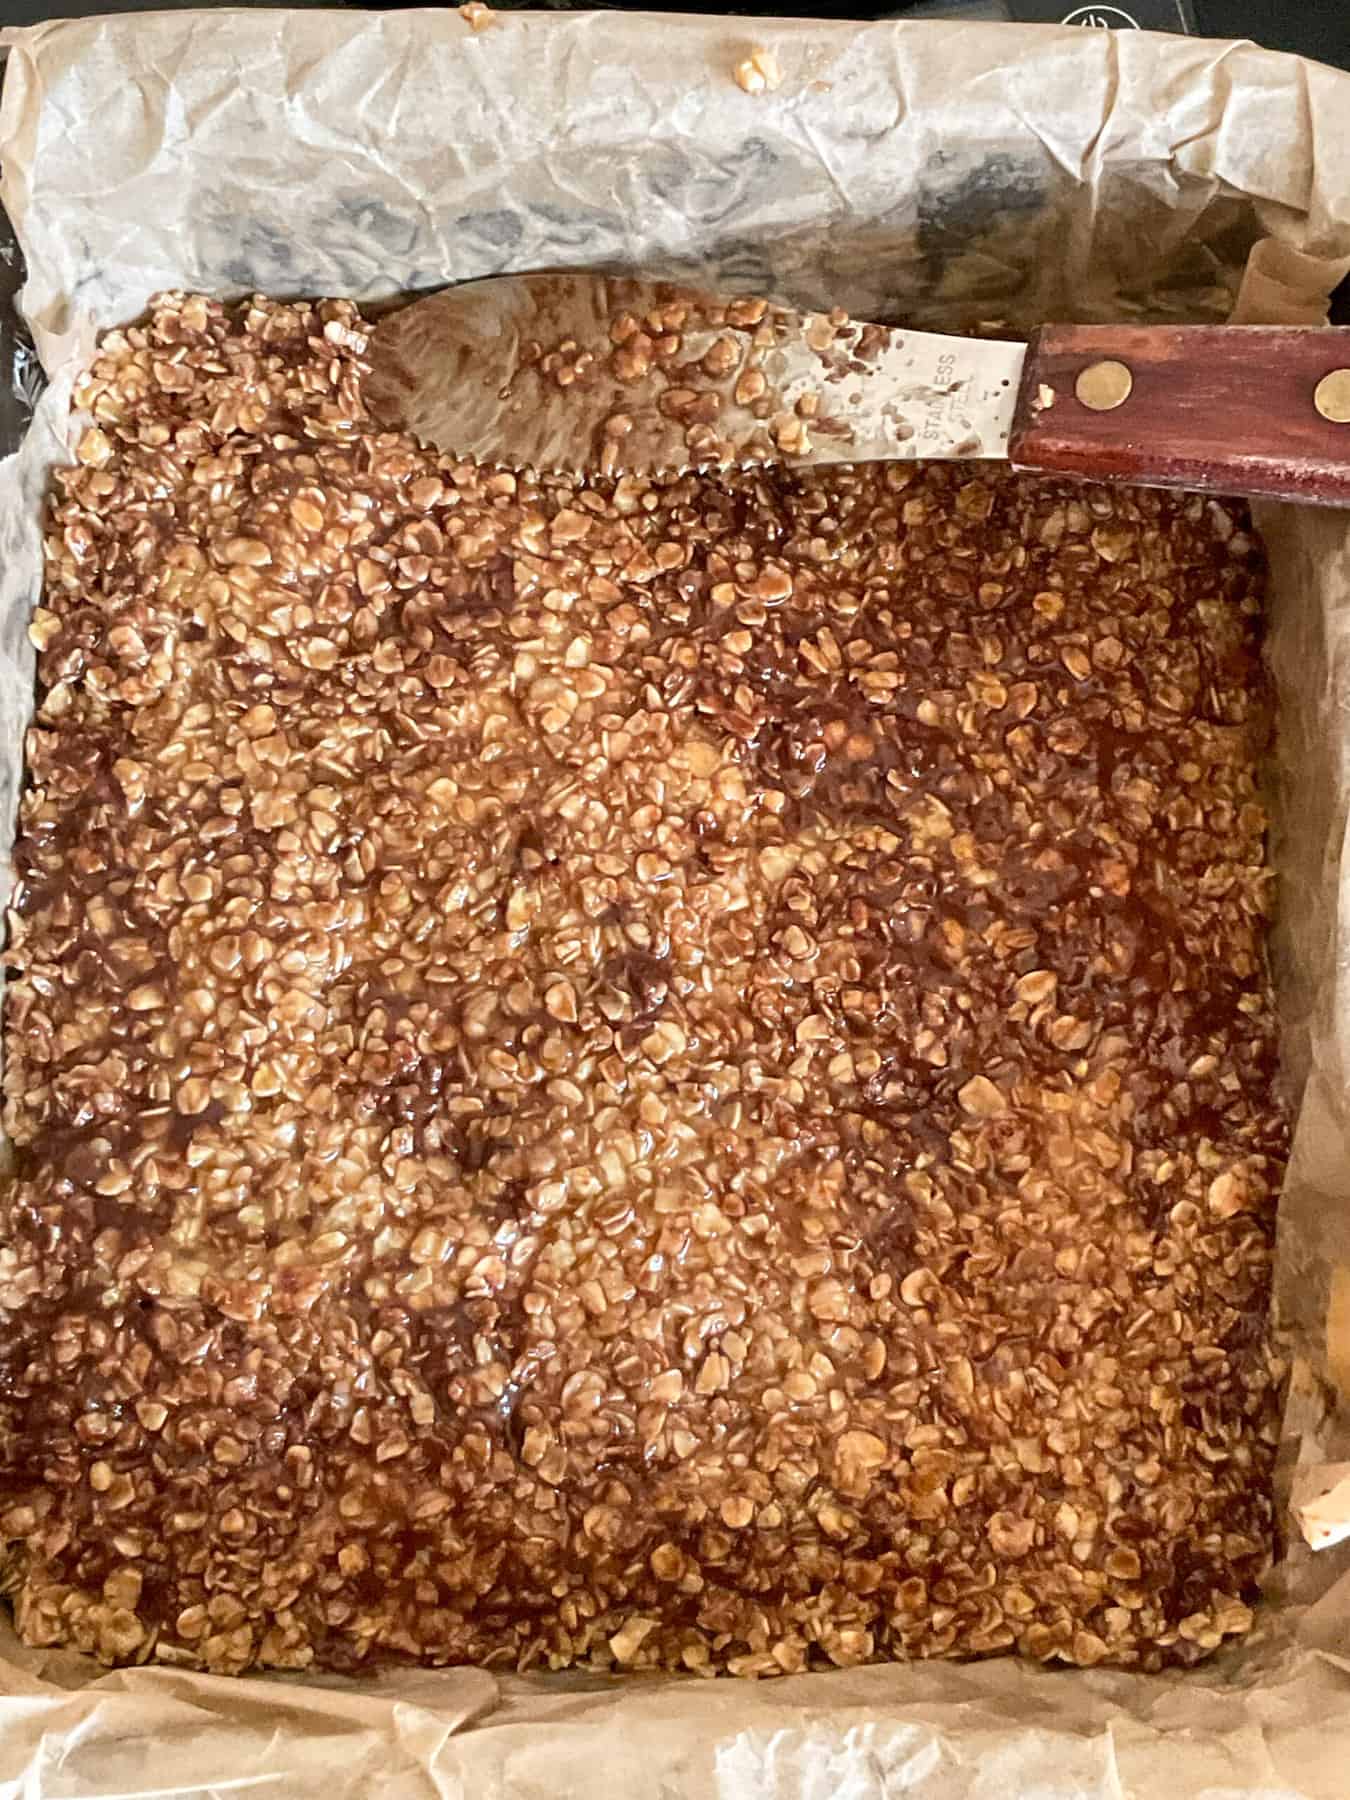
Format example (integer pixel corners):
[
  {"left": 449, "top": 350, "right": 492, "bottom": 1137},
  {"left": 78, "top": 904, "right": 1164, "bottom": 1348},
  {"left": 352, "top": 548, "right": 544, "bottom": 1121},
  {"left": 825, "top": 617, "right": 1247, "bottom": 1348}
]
[{"left": 1196, "top": 2, "right": 1348, "bottom": 63}]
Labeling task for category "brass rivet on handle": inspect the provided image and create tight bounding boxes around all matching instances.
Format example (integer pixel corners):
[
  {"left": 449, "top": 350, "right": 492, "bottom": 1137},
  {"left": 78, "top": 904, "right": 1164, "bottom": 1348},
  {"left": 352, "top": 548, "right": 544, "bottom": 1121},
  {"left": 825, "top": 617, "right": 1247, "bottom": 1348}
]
[
  {"left": 1314, "top": 368, "right": 1350, "bottom": 424},
  {"left": 1075, "top": 360, "right": 1133, "bottom": 411}
]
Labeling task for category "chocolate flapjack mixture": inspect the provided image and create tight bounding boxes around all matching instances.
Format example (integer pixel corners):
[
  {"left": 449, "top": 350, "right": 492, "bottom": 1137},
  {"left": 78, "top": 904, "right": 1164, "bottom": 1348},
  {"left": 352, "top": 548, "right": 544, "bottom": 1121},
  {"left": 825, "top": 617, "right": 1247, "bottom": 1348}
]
[{"left": 0, "top": 294, "right": 1285, "bottom": 1676}]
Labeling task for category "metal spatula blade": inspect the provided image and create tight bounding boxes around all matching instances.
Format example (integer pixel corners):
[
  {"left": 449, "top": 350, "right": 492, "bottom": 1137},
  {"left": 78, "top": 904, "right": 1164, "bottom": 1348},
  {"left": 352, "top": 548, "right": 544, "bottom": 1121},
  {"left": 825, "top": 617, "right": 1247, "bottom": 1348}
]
[
  {"left": 364, "top": 271, "right": 1350, "bottom": 507},
  {"left": 364, "top": 272, "right": 1025, "bottom": 477}
]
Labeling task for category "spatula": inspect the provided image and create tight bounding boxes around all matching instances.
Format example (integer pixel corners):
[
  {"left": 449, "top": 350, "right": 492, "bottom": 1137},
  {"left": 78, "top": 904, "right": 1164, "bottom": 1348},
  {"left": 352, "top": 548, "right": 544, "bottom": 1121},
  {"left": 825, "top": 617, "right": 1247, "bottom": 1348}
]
[{"left": 363, "top": 271, "right": 1350, "bottom": 506}]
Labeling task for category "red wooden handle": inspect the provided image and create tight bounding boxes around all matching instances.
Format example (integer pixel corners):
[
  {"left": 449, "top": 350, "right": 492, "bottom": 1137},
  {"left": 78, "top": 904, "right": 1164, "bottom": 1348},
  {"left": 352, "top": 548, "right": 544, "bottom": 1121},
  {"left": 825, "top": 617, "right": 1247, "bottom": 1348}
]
[{"left": 1008, "top": 324, "right": 1350, "bottom": 506}]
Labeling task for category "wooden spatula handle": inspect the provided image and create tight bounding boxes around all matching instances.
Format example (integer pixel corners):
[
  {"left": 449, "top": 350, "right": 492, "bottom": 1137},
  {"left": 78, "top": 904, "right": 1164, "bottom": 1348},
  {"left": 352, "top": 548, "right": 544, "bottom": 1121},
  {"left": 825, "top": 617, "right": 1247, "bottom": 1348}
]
[{"left": 1009, "top": 324, "right": 1350, "bottom": 506}]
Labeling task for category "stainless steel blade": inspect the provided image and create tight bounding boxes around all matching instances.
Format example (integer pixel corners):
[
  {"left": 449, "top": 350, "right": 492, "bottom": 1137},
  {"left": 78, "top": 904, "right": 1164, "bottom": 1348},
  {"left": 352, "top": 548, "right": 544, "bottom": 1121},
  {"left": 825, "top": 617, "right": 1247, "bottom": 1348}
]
[{"left": 365, "top": 272, "right": 1027, "bottom": 477}]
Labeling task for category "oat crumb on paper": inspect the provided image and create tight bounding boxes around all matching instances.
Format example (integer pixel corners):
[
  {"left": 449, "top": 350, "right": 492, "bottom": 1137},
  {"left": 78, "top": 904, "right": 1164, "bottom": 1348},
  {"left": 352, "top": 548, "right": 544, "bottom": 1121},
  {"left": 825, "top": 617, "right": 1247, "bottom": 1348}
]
[
  {"left": 0, "top": 293, "right": 1285, "bottom": 1678},
  {"left": 459, "top": 3, "right": 494, "bottom": 32},
  {"left": 735, "top": 48, "right": 782, "bottom": 95}
]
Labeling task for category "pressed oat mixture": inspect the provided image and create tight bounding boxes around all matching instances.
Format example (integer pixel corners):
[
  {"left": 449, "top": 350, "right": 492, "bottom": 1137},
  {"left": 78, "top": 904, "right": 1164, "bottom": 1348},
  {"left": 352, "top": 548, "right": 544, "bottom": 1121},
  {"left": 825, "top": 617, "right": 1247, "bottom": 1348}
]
[{"left": 0, "top": 294, "right": 1285, "bottom": 1675}]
